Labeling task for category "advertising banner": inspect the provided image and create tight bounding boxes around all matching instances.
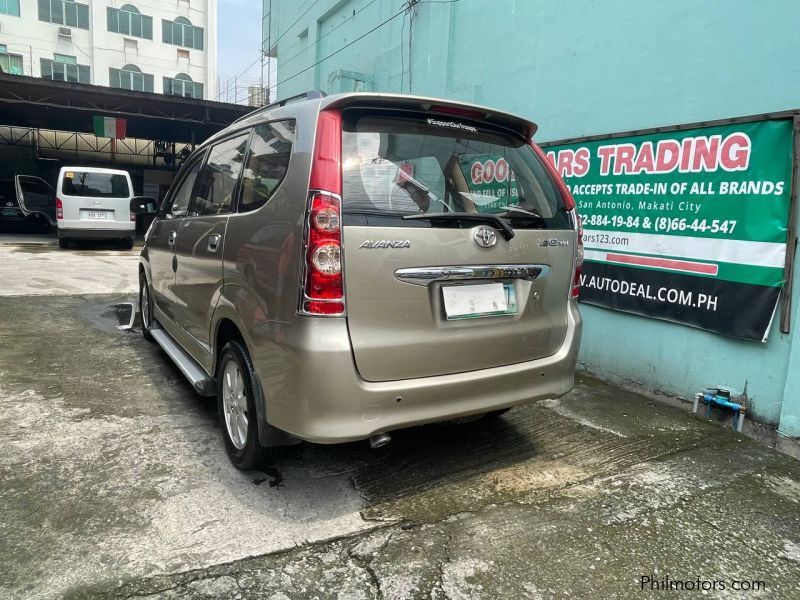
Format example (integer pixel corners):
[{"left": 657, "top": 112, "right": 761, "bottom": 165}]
[
  {"left": 457, "top": 154, "right": 520, "bottom": 212},
  {"left": 545, "top": 119, "right": 794, "bottom": 341}
]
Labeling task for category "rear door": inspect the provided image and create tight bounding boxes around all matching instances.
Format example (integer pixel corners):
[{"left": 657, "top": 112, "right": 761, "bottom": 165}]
[
  {"left": 147, "top": 154, "right": 203, "bottom": 321},
  {"left": 15, "top": 176, "right": 56, "bottom": 224},
  {"left": 340, "top": 110, "right": 577, "bottom": 382},
  {"left": 173, "top": 131, "right": 250, "bottom": 349},
  {"left": 59, "top": 170, "right": 132, "bottom": 229}
]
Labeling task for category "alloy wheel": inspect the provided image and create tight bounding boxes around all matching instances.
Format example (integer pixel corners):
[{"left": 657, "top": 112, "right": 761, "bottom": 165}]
[{"left": 222, "top": 360, "right": 248, "bottom": 450}]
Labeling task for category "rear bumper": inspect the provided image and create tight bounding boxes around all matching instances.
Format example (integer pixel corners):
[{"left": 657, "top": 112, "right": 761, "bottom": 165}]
[
  {"left": 258, "top": 302, "right": 582, "bottom": 443},
  {"left": 58, "top": 225, "right": 134, "bottom": 240}
]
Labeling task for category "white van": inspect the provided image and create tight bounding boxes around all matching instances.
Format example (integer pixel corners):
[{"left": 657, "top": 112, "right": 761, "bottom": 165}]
[{"left": 56, "top": 166, "right": 135, "bottom": 249}]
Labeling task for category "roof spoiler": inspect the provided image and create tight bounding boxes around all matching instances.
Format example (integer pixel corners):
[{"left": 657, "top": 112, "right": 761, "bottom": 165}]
[{"left": 320, "top": 93, "right": 538, "bottom": 139}]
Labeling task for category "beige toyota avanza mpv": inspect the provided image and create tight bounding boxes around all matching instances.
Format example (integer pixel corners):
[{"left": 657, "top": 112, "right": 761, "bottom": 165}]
[{"left": 132, "top": 92, "right": 583, "bottom": 469}]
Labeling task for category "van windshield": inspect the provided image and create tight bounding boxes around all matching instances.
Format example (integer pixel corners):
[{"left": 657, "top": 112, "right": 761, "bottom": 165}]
[
  {"left": 62, "top": 171, "right": 130, "bottom": 198},
  {"left": 341, "top": 111, "right": 571, "bottom": 229}
]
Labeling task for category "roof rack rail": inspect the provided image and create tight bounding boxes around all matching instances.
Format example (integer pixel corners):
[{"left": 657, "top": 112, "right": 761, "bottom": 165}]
[{"left": 232, "top": 89, "right": 327, "bottom": 125}]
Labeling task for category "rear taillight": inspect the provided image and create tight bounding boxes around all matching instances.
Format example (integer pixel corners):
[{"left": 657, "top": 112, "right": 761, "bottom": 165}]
[
  {"left": 572, "top": 212, "right": 583, "bottom": 298},
  {"left": 302, "top": 109, "right": 344, "bottom": 316},
  {"left": 130, "top": 212, "right": 136, "bottom": 222},
  {"left": 56, "top": 198, "right": 63, "bottom": 220},
  {"left": 529, "top": 141, "right": 576, "bottom": 212},
  {"left": 529, "top": 140, "right": 581, "bottom": 297},
  {"left": 304, "top": 193, "right": 343, "bottom": 314}
]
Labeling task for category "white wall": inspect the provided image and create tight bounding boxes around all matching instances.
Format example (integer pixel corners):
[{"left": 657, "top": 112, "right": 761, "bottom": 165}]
[{"left": 0, "top": 0, "right": 217, "bottom": 99}]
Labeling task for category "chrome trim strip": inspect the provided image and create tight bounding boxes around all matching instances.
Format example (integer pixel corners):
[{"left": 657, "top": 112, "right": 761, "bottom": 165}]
[{"left": 394, "top": 264, "right": 551, "bottom": 286}]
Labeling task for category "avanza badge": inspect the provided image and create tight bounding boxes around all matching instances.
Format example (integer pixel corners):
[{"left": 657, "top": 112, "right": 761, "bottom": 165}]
[{"left": 359, "top": 240, "right": 411, "bottom": 249}]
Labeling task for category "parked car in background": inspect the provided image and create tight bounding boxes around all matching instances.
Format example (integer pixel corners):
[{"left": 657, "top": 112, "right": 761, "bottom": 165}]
[
  {"left": 0, "top": 176, "right": 56, "bottom": 232},
  {"left": 132, "top": 91, "right": 583, "bottom": 470},
  {"left": 54, "top": 166, "right": 136, "bottom": 248}
]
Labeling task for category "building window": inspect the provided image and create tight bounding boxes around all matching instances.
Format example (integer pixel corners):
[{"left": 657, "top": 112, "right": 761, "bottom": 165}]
[
  {"left": 41, "top": 56, "right": 90, "bottom": 84},
  {"left": 0, "top": 0, "right": 21, "bottom": 17},
  {"left": 110, "top": 64, "right": 154, "bottom": 92},
  {"left": 162, "top": 17, "right": 203, "bottom": 50},
  {"left": 107, "top": 4, "right": 152, "bottom": 40},
  {"left": 38, "top": 0, "right": 90, "bottom": 29},
  {"left": 0, "top": 45, "right": 24, "bottom": 75},
  {"left": 164, "top": 73, "right": 203, "bottom": 99},
  {"left": 53, "top": 53, "right": 76, "bottom": 65}
]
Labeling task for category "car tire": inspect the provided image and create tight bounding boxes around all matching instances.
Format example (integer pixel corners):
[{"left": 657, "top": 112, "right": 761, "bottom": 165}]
[
  {"left": 217, "top": 339, "right": 280, "bottom": 470},
  {"left": 139, "top": 271, "right": 155, "bottom": 343},
  {"left": 58, "top": 237, "right": 69, "bottom": 249},
  {"left": 123, "top": 237, "right": 134, "bottom": 250}
]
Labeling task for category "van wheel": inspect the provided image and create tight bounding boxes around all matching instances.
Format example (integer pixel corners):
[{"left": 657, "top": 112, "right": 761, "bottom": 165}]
[
  {"left": 217, "top": 340, "right": 279, "bottom": 470},
  {"left": 123, "top": 237, "right": 134, "bottom": 250},
  {"left": 58, "top": 237, "right": 69, "bottom": 249},
  {"left": 139, "top": 271, "right": 155, "bottom": 342}
]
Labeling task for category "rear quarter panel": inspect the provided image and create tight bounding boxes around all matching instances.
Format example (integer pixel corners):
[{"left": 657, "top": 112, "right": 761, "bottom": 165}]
[{"left": 217, "top": 104, "right": 315, "bottom": 389}]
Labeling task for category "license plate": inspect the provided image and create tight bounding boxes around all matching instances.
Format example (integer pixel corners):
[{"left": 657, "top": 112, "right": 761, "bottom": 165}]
[
  {"left": 88, "top": 211, "right": 107, "bottom": 219},
  {"left": 2, "top": 208, "right": 19, "bottom": 216},
  {"left": 442, "top": 282, "right": 517, "bottom": 320}
]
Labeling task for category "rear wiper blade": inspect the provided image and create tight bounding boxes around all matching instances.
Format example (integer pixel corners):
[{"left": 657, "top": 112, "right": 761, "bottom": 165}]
[
  {"left": 495, "top": 207, "right": 547, "bottom": 227},
  {"left": 495, "top": 206, "right": 539, "bottom": 218},
  {"left": 403, "top": 212, "right": 515, "bottom": 240}
]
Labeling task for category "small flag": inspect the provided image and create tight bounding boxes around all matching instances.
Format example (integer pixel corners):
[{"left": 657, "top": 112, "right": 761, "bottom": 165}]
[{"left": 93, "top": 116, "right": 126, "bottom": 139}]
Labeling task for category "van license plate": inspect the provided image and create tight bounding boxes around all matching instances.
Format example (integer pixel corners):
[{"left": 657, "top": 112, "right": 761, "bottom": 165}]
[
  {"left": 88, "top": 212, "right": 106, "bottom": 219},
  {"left": 442, "top": 282, "right": 516, "bottom": 320}
]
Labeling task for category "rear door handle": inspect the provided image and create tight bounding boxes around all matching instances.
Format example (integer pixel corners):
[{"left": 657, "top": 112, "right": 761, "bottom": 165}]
[
  {"left": 168, "top": 231, "right": 177, "bottom": 247},
  {"left": 208, "top": 234, "right": 221, "bottom": 252}
]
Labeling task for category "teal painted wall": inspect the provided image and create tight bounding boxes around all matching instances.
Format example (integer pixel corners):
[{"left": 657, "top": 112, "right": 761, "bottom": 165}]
[{"left": 268, "top": 0, "right": 800, "bottom": 435}]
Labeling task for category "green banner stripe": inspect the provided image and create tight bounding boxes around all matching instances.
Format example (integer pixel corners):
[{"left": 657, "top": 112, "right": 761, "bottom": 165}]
[{"left": 584, "top": 256, "right": 784, "bottom": 287}]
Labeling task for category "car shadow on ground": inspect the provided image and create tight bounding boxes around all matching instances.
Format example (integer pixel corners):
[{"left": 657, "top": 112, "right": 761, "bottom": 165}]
[{"left": 122, "top": 308, "right": 542, "bottom": 523}]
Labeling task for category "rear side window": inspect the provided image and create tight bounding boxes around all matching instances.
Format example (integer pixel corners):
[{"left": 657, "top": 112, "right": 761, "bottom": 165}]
[
  {"left": 165, "top": 158, "right": 202, "bottom": 218},
  {"left": 62, "top": 171, "right": 130, "bottom": 198},
  {"left": 238, "top": 120, "right": 295, "bottom": 212},
  {"left": 341, "top": 112, "right": 570, "bottom": 229},
  {"left": 190, "top": 133, "right": 250, "bottom": 216}
]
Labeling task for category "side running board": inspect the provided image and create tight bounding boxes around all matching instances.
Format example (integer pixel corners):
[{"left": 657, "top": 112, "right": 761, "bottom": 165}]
[{"left": 150, "top": 328, "right": 216, "bottom": 396}]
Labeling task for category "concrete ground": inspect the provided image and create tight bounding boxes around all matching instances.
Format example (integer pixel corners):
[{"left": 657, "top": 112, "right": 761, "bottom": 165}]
[
  {"left": 0, "top": 230, "right": 140, "bottom": 296},
  {"left": 1, "top": 233, "right": 800, "bottom": 599}
]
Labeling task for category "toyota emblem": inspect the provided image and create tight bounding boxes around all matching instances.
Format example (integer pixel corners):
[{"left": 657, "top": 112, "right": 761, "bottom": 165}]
[{"left": 473, "top": 226, "right": 497, "bottom": 248}]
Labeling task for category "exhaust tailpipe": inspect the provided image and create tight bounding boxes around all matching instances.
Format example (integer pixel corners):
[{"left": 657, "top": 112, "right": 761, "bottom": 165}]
[{"left": 369, "top": 433, "right": 391, "bottom": 449}]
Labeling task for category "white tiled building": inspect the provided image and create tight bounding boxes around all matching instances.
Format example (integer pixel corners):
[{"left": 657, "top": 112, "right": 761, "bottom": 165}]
[{"left": 0, "top": 0, "right": 217, "bottom": 100}]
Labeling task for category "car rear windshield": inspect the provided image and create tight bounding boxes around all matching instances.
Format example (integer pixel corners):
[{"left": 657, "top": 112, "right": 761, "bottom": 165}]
[
  {"left": 341, "top": 110, "right": 571, "bottom": 229},
  {"left": 62, "top": 171, "right": 130, "bottom": 198}
]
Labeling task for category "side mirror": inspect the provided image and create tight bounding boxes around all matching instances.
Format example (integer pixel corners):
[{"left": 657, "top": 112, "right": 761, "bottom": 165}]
[{"left": 130, "top": 196, "right": 158, "bottom": 215}]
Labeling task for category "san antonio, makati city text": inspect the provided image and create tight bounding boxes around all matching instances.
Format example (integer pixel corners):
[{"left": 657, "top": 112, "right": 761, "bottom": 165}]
[{"left": 572, "top": 180, "right": 783, "bottom": 216}]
